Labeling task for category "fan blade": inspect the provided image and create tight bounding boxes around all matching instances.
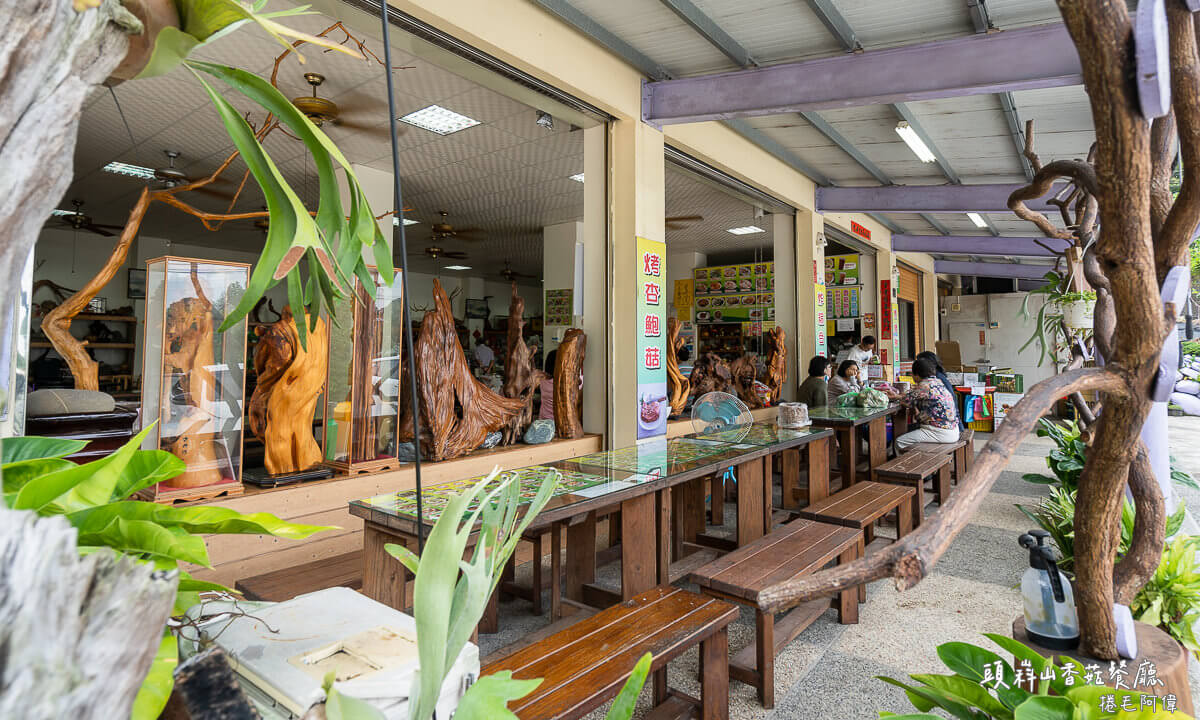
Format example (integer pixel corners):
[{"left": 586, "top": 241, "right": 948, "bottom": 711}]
[
  {"left": 443, "top": 250, "right": 469, "bottom": 259},
  {"left": 193, "top": 185, "right": 238, "bottom": 200},
  {"left": 90, "top": 223, "right": 127, "bottom": 230},
  {"left": 83, "top": 223, "right": 116, "bottom": 237},
  {"left": 665, "top": 215, "right": 703, "bottom": 222}
]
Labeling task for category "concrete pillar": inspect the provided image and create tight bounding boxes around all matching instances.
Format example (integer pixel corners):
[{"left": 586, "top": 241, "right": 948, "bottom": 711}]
[
  {"left": 772, "top": 212, "right": 797, "bottom": 399},
  {"left": 794, "top": 208, "right": 825, "bottom": 365},
  {"left": 609, "top": 119, "right": 665, "bottom": 447},
  {"left": 581, "top": 125, "right": 607, "bottom": 437}
]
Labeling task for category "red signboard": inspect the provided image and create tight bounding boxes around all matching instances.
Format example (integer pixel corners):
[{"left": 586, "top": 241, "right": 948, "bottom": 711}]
[
  {"left": 850, "top": 221, "right": 871, "bottom": 240},
  {"left": 880, "top": 279, "right": 893, "bottom": 340}
]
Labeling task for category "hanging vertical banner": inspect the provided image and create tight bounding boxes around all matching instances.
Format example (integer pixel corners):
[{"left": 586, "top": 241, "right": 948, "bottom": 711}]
[
  {"left": 879, "top": 279, "right": 893, "bottom": 340},
  {"left": 637, "top": 237, "right": 668, "bottom": 439},
  {"left": 888, "top": 278, "right": 901, "bottom": 379},
  {"left": 815, "top": 261, "right": 827, "bottom": 355}
]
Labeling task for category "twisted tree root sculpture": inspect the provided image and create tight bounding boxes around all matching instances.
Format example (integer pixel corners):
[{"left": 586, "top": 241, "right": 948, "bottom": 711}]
[
  {"left": 501, "top": 283, "right": 545, "bottom": 444},
  {"left": 666, "top": 317, "right": 690, "bottom": 416},
  {"left": 249, "top": 307, "right": 327, "bottom": 475},
  {"left": 554, "top": 328, "right": 587, "bottom": 439}
]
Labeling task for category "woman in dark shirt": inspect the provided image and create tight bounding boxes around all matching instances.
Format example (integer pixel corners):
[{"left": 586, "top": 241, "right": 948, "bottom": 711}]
[
  {"left": 796, "top": 356, "right": 830, "bottom": 408},
  {"left": 916, "top": 351, "right": 965, "bottom": 430}
]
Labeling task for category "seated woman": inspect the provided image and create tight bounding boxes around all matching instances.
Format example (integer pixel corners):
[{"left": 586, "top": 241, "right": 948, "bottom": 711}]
[
  {"left": 884, "top": 356, "right": 961, "bottom": 451},
  {"left": 797, "top": 355, "right": 830, "bottom": 408},
  {"left": 537, "top": 350, "right": 557, "bottom": 420},
  {"left": 915, "top": 350, "right": 965, "bottom": 431},
  {"left": 827, "top": 359, "right": 862, "bottom": 406}
]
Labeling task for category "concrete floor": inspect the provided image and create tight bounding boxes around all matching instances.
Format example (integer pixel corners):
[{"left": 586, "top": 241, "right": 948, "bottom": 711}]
[{"left": 480, "top": 419, "right": 1200, "bottom": 719}]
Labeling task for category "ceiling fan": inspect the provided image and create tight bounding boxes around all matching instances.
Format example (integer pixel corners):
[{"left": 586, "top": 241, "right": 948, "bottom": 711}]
[
  {"left": 411, "top": 245, "right": 468, "bottom": 260},
  {"left": 152, "top": 150, "right": 237, "bottom": 200},
  {"left": 498, "top": 259, "right": 536, "bottom": 281},
  {"left": 430, "top": 210, "right": 484, "bottom": 242},
  {"left": 49, "top": 200, "right": 125, "bottom": 237},
  {"left": 666, "top": 214, "right": 703, "bottom": 230},
  {"left": 291, "top": 73, "right": 392, "bottom": 138}
]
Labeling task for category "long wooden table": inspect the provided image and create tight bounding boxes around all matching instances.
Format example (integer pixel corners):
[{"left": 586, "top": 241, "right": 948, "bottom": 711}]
[
  {"left": 348, "top": 423, "right": 833, "bottom": 625},
  {"left": 809, "top": 405, "right": 906, "bottom": 487}
]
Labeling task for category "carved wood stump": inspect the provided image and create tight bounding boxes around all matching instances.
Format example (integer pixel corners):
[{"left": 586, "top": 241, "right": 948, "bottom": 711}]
[
  {"left": 249, "top": 308, "right": 327, "bottom": 475},
  {"left": 554, "top": 328, "right": 587, "bottom": 439}
]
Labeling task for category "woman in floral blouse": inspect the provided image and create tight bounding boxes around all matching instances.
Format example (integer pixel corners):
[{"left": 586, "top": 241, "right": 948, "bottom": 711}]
[{"left": 883, "top": 357, "right": 961, "bottom": 450}]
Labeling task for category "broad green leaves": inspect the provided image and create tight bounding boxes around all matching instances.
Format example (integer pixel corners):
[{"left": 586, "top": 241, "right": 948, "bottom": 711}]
[
  {"left": 0, "top": 436, "right": 86, "bottom": 464},
  {"left": 605, "top": 653, "right": 652, "bottom": 720},
  {"left": 185, "top": 60, "right": 391, "bottom": 347},
  {"left": 453, "top": 672, "right": 543, "bottom": 720},
  {"left": 130, "top": 633, "right": 179, "bottom": 720}
]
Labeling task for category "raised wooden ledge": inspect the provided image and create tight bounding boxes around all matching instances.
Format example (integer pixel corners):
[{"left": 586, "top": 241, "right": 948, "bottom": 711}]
[{"left": 188, "top": 434, "right": 603, "bottom": 588}]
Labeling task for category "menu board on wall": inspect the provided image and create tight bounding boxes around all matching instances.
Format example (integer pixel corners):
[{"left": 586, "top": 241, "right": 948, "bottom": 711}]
[
  {"left": 545, "top": 288, "right": 573, "bottom": 325},
  {"left": 827, "top": 286, "right": 861, "bottom": 319},
  {"left": 637, "top": 237, "right": 668, "bottom": 440},
  {"left": 825, "top": 254, "right": 860, "bottom": 286},
  {"left": 692, "top": 262, "right": 774, "bottom": 324}
]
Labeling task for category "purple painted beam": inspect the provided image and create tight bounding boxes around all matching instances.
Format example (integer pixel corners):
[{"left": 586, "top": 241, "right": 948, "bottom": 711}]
[
  {"left": 816, "top": 184, "right": 1062, "bottom": 213},
  {"left": 642, "top": 23, "right": 1082, "bottom": 125},
  {"left": 1135, "top": 0, "right": 1171, "bottom": 118},
  {"left": 934, "top": 260, "right": 1053, "bottom": 280},
  {"left": 893, "top": 235, "right": 1071, "bottom": 256}
]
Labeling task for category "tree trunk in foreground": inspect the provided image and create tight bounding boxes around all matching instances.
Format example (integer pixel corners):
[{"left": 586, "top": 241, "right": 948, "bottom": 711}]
[{"left": 0, "top": 508, "right": 178, "bottom": 720}]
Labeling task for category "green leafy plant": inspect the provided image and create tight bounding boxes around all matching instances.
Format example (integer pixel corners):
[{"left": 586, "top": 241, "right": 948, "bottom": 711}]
[
  {"left": 1131, "top": 536, "right": 1200, "bottom": 653},
  {"left": 1019, "top": 271, "right": 1097, "bottom": 367},
  {"left": 1056, "top": 290, "right": 1098, "bottom": 304},
  {"left": 1, "top": 429, "right": 332, "bottom": 719},
  {"left": 1021, "top": 418, "right": 1087, "bottom": 494},
  {"left": 878, "top": 634, "right": 1190, "bottom": 718},
  {"left": 1181, "top": 340, "right": 1200, "bottom": 359},
  {"left": 315, "top": 468, "right": 649, "bottom": 720}
]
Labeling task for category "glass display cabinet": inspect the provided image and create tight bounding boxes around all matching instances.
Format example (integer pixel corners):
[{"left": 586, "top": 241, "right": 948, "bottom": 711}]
[
  {"left": 322, "top": 267, "right": 404, "bottom": 474},
  {"left": 139, "top": 257, "right": 249, "bottom": 502}
]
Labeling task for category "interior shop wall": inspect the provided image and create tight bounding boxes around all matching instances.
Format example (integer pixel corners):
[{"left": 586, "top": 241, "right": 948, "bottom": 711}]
[
  {"left": 939, "top": 292, "right": 1055, "bottom": 388},
  {"left": 896, "top": 250, "right": 940, "bottom": 350}
]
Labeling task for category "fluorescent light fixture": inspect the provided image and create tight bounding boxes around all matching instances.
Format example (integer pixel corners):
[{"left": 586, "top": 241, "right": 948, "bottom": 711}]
[
  {"left": 895, "top": 121, "right": 937, "bottom": 163},
  {"left": 398, "top": 105, "right": 480, "bottom": 135},
  {"left": 569, "top": 173, "right": 585, "bottom": 183},
  {"left": 967, "top": 212, "right": 989, "bottom": 228},
  {"left": 443, "top": 265, "right": 472, "bottom": 271},
  {"left": 392, "top": 217, "right": 420, "bottom": 226},
  {"left": 727, "top": 225, "right": 765, "bottom": 235},
  {"left": 102, "top": 161, "right": 157, "bottom": 180}
]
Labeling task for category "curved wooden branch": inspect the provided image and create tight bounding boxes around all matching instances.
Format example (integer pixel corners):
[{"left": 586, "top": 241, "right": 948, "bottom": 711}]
[
  {"left": 1113, "top": 442, "right": 1165, "bottom": 606},
  {"left": 757, "top": 367, "right": 1129, "bottom": 614},
  {"left": 41, "top": 187, "right": 151, "bottom": 390},
  {"left": 554, "top": 329, "right": 587, "bottom": 439},
  {"left": 1157, "top": 1, "right": 1200, "bottom": 280},
  {"left": 1149, "top": 112, "right": 1177, "bottom": 240},
  {"left": 1008, "top": 160, "right": 1099, "bottom": 241},
  {"left": 666, "top": 317, "right": 690, "bottom": 416},
  {"left": 762, "top": 326, "right": 787, "bottom": 405}
]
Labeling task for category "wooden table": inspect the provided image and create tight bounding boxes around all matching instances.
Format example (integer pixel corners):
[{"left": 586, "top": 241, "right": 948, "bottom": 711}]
[
  {"left": 348, "top": 425, "right": 831, "bottom": 625},
  {"left": 808, "top": 405, "right": 906, "bottom": 487}
]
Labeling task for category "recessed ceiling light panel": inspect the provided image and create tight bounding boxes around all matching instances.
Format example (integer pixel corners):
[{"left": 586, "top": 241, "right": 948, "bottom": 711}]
[
  {"left": 399, "top": 105, "right": 480, "bottom": 135},
  {"left": 102, "top": 161, "right": 156, "bottom": 180},
  {"left": 443, "top": 264, "right": 472, "bottom": 271},
  {"left": 727, "top": 225, "right": 765, "bottom": 235}
]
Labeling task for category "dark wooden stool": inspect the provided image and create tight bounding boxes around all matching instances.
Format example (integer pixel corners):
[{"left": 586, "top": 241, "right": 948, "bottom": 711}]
[
  {"left": 906, "top": 428, "right": 974, "bottom": 483},
  {"left": 796, "top": 480, "right": 918, "bottom": 549},
  {"left": 873, "top": 451, "right": 952, "bottom": 528},
  {"left": 690, "top": 518, "right": 863, "bottom": 708},
  {"left": 483, "top": 585, "right": 738, "bottom": 719}
]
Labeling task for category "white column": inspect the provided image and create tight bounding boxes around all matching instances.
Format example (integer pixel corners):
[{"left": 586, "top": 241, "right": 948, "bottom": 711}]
[
  {"left": 581, "top": 125, "right": 607, "bottom": 437},
  {"left": 772, "top": 212, "right": 797, "bottom": 399},
  {"left": 542, "top": 220, "right": 584, "bottom": 356}
]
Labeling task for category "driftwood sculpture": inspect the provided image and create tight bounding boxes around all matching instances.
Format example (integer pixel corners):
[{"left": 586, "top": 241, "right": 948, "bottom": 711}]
[
  {"left": 689, "top": 352, "right": 732, "bottom": 397},
  {"left": 249, "top": 307, "right": 327, "bottom": 475},
  {"left": 554, "top": 328, "right": 587, "bottom": 439},
  {"left": 762, "top": 326, "right": 787, "bottom": 404},
  {"left": 160, "top": 269, "right": 222, "bottom": 488},
  {"left": 759, "top": 0, "right": 1200, "bottom": 661},
  {"left": 729, "top": 354, "right": 764, "bottom": 409},
  {"left": 41, "top": 232, "right": 134, "bottom": 391},
  {"left": 666, "top": 317, "right": 690, "bottom": 416},
  {"left": 500, "top": 284, "right": 545, "bottom": 444},
  {"left": 400, "top": 279, "right": 525, "bottom": 461}
]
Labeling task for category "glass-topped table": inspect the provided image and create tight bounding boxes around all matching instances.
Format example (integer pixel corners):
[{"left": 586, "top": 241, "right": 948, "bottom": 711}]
[
  {"left": 348, "top": 421, "right": 834, "bottom": 618},
  {"left": 808, "top": 404, "right": 907, "bottom": 486}
]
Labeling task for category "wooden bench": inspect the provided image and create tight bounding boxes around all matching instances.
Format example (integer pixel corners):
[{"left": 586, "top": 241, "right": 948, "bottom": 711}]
[
  {"left": 235, "top": 551, "right": 362, "bottom": 602},
  {"left": 873, "top": 451, "right": 953, "bottom": 527},
  {"left": 689, "top": 518, "right": 863, "bottom": 708},
  {"left": 905, "top": 428, "right": 974, "bottom": 483},
  {"left": 796, "top": 480, "right": 919, "bottom": 547},
  {"left": 483, "top": 585, "right": 738, "bottom": 719}
]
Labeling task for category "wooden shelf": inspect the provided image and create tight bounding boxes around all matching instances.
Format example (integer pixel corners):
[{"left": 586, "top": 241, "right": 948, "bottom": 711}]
[
  {"left": 74, "top": 314, "right": 137, "bottom": 323},
  {"left": 30, "top": 341, "right": 135, "bottom": 349}
]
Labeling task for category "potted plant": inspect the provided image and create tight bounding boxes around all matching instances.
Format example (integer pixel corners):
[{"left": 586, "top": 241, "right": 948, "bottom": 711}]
[{"left": 1057, "top": 291, "right": 1097, "bottom": 331}]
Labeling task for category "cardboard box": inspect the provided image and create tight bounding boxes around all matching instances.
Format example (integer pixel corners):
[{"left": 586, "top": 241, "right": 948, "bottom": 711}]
[{"left": 936, "top": 340, "right": 964, "bottom": 371}]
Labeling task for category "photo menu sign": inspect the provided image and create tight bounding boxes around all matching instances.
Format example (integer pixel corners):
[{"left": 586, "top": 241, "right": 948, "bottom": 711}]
[{"left": 636, "top": 237, "right": 668, "bottom": 440}]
